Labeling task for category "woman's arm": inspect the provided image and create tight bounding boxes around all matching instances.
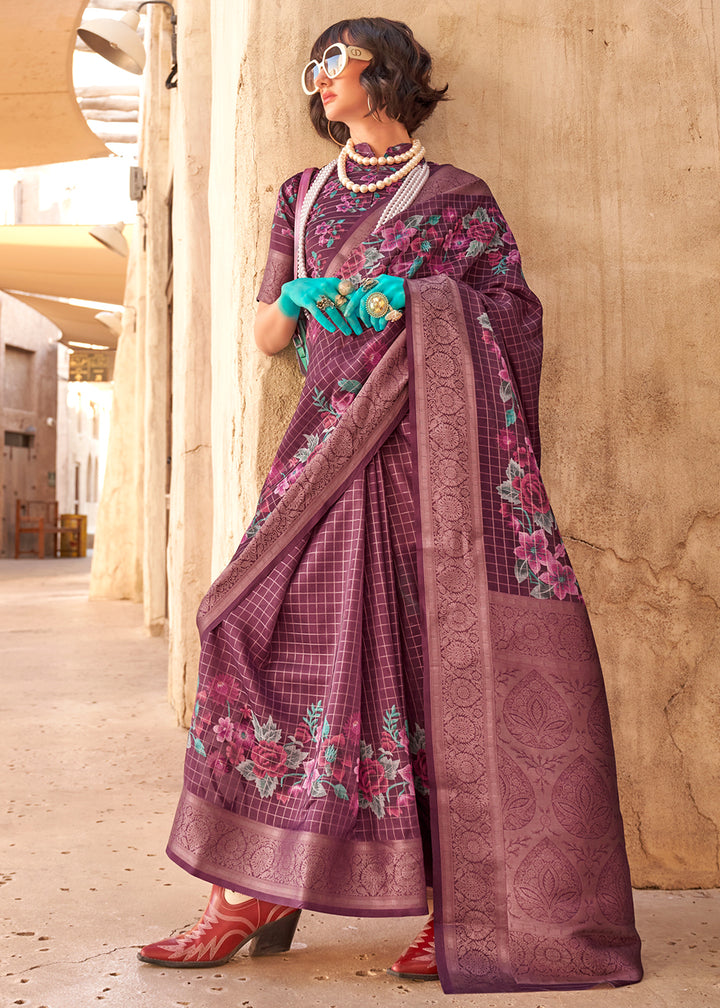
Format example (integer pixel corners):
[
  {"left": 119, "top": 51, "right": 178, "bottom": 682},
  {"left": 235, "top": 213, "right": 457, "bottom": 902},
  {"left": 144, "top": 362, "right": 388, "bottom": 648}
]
[
  {"left": 254, "top": 300, "right": 297, "bottom": 357},
  {"left": 254, "top": 278, "right": 361, "bottom": 356}
]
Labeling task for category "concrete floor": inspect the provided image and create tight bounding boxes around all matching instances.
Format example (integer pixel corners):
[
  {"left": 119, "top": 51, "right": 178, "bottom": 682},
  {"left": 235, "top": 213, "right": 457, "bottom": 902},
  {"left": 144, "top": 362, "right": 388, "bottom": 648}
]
[{"left": 1, "top": 557, "right": 718, "bottom": 1008}]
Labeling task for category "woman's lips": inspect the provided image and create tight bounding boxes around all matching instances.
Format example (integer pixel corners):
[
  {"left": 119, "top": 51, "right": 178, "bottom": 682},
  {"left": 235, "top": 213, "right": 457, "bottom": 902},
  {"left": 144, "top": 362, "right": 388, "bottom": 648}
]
[{"left": 322, "top": 92, "right": 336, "bottom": 104}]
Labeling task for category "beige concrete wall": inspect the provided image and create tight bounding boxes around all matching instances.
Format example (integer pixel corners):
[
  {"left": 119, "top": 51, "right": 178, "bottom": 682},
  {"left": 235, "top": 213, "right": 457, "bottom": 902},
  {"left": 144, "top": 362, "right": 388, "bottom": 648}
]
[
  {"left": 166, "top": 0, "right": 214, "bottom": 723},
  {"left": 90, "top": 248, "right": 143, "bottom": 601},
  {"left": 206, "top": 1, "right": 719, "bottom": 887}
]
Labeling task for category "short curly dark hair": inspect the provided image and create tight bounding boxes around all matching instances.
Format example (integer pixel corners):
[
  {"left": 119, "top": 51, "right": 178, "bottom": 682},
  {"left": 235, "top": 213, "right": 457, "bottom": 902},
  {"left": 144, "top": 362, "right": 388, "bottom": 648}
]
[{"left": 307, "top": 18, "right": 449, "bottom": 145}]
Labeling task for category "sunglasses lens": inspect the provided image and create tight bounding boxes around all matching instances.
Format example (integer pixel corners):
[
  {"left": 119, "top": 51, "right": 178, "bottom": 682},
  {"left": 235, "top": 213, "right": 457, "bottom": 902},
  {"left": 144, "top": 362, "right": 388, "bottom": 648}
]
[
  {"left": 323, "top": 44, "right": 345, "bottom": 78},
  {"left": 302, "top": 61, "right": 319, "bottom": 94}
]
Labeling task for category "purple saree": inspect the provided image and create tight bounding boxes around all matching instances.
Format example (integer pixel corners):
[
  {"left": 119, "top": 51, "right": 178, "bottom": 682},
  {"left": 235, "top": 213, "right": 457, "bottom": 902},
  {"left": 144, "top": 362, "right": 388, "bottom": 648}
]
[{"left": 167, "top": 149, "right": 642, "bottom": 993}]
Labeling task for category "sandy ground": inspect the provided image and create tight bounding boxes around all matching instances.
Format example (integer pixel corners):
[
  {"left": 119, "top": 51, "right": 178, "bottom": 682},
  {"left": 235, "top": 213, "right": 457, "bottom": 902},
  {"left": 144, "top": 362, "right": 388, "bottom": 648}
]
[{"left": 1, "top": 557, "right": 718, "bottom": 1008}]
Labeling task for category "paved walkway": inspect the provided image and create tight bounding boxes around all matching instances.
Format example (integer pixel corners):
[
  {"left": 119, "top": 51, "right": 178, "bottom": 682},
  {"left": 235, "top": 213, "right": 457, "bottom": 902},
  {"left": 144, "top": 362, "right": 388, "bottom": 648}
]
[{"left": 1, "top": 558, "right": 717, "bottom": 1007}]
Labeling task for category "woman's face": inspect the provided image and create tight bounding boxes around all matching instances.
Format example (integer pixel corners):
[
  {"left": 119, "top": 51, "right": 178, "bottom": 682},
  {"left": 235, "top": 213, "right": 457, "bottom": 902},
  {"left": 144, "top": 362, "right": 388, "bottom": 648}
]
[{"left": 314, "top": 41, "right": 371, "bottom": 128}]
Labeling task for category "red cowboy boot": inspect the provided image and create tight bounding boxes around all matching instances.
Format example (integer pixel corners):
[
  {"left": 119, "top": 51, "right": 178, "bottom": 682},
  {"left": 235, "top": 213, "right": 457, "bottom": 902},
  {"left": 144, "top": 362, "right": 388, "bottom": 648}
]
[
  {"left": 387, "top": 914, "right": 439, "bottom": 980},
  {"left": 138, "top": 886, "right": 301, "bottom": 968}
]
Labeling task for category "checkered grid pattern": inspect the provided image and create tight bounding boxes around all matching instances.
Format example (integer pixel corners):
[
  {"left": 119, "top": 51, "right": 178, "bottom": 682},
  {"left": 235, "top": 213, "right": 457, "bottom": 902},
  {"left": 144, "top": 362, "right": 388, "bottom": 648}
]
[{"left": 185, "top": 415, "right": 426, "bottom": 847}]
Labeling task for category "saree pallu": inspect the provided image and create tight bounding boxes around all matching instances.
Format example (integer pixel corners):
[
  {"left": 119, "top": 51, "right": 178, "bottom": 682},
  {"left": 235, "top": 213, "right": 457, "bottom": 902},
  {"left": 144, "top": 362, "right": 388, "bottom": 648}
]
[{"left": 167, "top": 164, "right": 642, "bottom": 993}]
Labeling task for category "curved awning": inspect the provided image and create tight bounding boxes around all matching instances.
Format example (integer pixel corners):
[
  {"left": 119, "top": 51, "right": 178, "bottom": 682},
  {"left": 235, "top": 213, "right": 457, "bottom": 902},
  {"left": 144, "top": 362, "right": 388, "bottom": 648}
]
[
  {"left": 0, "top": 1, "right": 109, "bottom": 169},
  {"left": 5, "top": 292, "right": 120, "bottom": 350},
  {"left": 0, "top": 225, "right": 130, "bottom": 305}
]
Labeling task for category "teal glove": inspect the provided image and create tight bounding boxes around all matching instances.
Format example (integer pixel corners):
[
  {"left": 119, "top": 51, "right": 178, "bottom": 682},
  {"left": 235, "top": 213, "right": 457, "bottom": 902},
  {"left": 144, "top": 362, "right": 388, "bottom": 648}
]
[
  {"left": 342, "top": 274, "right": 406, "bottom": 332},
  {"left": 278, "top": 278, "right": 361, "bottom": 337}
]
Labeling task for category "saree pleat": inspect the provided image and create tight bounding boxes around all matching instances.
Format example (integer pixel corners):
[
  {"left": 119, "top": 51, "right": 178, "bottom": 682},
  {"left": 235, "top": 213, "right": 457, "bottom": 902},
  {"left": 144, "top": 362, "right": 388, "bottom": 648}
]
[{"left": 167, "top": 153, "right": 642, "bottom": 992}]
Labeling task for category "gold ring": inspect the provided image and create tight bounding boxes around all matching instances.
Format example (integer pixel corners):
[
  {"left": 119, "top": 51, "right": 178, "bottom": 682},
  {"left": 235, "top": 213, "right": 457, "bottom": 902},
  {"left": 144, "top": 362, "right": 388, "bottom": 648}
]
[
  {"left": 334, "top": 294, "right": 348, "bottom": 309},
  {"left": 338, "top": 279, "right": 355, "bottom": 296},
  {"left": 386, "top": 308, "right": 403, "bottom": 322},
  {"left": 361, "top": 278, "right": 378, "bottom": 292},
  {"left": 366, "top": 292, "right": 390, "bottom": 318},
  {"left": 316, "top": 295, "right": 333, "bottom": 310}
]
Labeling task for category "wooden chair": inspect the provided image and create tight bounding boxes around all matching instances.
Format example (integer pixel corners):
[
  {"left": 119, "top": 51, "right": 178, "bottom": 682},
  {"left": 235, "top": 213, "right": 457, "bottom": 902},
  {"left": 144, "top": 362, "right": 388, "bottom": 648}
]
[{"left": 14, "top": 500, "right": 80, "bottom": 559}]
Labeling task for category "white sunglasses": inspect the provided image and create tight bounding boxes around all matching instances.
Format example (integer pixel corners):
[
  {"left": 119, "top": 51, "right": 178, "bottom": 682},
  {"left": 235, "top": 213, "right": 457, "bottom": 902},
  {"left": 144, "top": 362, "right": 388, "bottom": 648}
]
[{"left": 301, "top": 42, "right": 373, "bottom": 96}]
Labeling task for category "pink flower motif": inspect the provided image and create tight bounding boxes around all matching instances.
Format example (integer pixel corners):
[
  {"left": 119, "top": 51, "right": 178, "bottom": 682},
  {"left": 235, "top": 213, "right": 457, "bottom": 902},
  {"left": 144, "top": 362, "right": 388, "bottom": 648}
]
[
  {"left": 412, "top": 750, "right": 430, "bottom": 790},
  {"left": 330, "top": 389, "right": 355, "bottom": 415},
  {"left": 250, "top": 740, "right": 288, "bottom": 779},
  {"left": 378, "top": 220, "right": 418, "bottom": 253},
  {"left": 487, "top": 249, "right": 503, "bottom": 266},
  {"left": 224, "top": 741, "right": 243, "bottom": 765},
  {"left": 539, "top": 556, "right": 580, "bottom": 600},
  {"left": 302, "top": 754, "right": 322, "bottom": 792},
  {"left": 500, "top": 501, "right": 513, "bottom": 520},
  {"left": 380, "top": 732, "right": 398, "bottom": 753},
  {"left": 517, "top": 473, "right": 550, "bottom": 515},
  {"left": 514, "top": 528, "right": 551, "bottom": 574},
  {"left": 344, "top": 715, "right": 362, "bottom": 745},
  {"left": 498, "top": 430, "right": 517, "bottom": 452},
  {"left": 508, "top": 248, "right": 521, "bottom": 265},
  {"left": 209, "top": 676, "right": 240, "bottom": 705},
  {"left": 410, "top": 230, "right": 437, "bottom": 256},
  {"left": 465, "top": 220, "right": 498, "bottom": 244},
  {"left": 294, "top": 724, "right": 312, "bottom": 745},
  {"left": 209, "top": 753, "right": 230, "bottom": 776},
  {"left": 358, "top": 758, "right": 387, "bottom": 802},
  {"left": 399, "top": 762, "right": 415, "bottom": 786},
  {"left": 213, "top": 716, "right": 236, "bottom": 743},
  {"left": 234, "top": 717, "right": 255, "bottom": 750}
]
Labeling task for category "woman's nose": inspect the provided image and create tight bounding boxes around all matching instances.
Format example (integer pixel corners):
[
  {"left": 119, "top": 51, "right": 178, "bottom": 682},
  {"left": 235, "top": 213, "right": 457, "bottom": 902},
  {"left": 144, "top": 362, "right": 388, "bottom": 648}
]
[{"left": 315, "top": 63, "right": 330, "bottom": 88}]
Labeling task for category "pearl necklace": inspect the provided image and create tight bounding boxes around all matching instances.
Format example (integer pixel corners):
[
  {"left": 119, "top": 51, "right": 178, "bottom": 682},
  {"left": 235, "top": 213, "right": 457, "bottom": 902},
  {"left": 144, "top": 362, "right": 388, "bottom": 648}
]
[
  {"left": 338, "top": 139, "right": 426, "bottom": 193},
  {"left": 345, "top": 137, "right": 422, "bottom": 167},
  {"left": 295, "top": 151, "right": 430, "bottom": 279}
]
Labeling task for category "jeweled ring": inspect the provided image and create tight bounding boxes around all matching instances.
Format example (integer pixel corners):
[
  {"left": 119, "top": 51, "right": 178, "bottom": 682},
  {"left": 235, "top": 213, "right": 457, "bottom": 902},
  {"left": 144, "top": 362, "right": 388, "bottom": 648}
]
[
  {"left": 366, "top": 292, "right": 390, "bottom": 318},
  {"left": 316, "top": 295, "right": 333, "bottom": 310},
  {"left": 338, "top": 279, "right": 355, "bottom": 296},
  {"left": 334, "top": 294, "right": 348, "bottom": 309},
  {"left": 361, "top": 278, "right": 378, "bottom": 292},
  {"left": 386, "top": 308, "right": 403, "bottom": 322}
]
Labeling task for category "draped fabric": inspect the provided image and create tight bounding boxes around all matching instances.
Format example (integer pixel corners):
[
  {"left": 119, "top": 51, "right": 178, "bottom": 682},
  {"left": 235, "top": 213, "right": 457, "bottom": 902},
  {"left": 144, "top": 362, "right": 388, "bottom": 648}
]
[{"left": 167, "top": 149, "right": 642, "bottom": 993}]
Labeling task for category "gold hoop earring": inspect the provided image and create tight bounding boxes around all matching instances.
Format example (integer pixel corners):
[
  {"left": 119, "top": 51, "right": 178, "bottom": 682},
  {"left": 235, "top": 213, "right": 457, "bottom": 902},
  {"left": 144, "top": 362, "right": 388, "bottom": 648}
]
[{"left": 326, "top": 120, "right": 343, "bottom": 147}]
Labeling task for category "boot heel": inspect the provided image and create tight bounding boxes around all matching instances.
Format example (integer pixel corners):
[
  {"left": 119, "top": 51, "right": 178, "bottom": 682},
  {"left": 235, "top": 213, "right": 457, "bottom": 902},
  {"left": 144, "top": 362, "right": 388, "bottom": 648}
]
[{"left": 248, "top": 909, "right": 301, "bottom": 956}]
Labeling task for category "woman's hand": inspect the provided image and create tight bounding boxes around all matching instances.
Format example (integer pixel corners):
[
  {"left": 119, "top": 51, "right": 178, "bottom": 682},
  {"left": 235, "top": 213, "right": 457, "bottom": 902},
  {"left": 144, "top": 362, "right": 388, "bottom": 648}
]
[
  {"left": 278, "top": 278, "right": 361, "bottom": 337},
  {"left": 342, "top": 275, "right": 406, "bottom": 332}
]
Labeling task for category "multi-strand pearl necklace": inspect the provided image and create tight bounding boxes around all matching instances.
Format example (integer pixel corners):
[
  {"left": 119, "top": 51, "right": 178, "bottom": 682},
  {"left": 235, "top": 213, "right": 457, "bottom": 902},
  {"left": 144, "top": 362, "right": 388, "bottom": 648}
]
[
  {"left": 295, "top": 141, "right": 430, "bottom": 279},
  {"left": 338, "top": 137, "right": 426, "bottom": 193}
]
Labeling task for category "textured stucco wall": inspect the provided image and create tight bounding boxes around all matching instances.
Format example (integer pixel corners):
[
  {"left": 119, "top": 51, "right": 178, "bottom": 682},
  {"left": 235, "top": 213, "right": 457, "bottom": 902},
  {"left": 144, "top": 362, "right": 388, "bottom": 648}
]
[
  {"left": 207, "top": 0, "right": 719, "bottom": 887},
  {"left": 166, "top": 0, "right": 214, "bottom": 723}
]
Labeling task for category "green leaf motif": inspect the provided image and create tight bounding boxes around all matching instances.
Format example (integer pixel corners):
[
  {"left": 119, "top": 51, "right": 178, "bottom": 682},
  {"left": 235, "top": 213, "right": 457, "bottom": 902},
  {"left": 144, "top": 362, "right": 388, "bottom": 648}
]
[
  {"left": 533, "top": 510, "right": 556, "bottom": 534},
  {"left": 193, "top": 737, "right": 207, "bottom": 757},
  {"left": 505, "top": 406, "right": 517, "bottom": 426},
  {"left": 332, "top": 783, "right": 349, "bottom": 801},
  {"left": 310, "top": 779, "right": 328, "bottom": 799},
  {"left": 338, "top": 379, "right": 363, "bottom": 393},
  {"left": 237, "top": 760, "right": 256, "bottom": 780},
  {"left": 255, "top": 776, "right": 279, "bottom": 798},
  {"left": 466, "top": 239, "right": 486, "bottom": 257},
  {"left": 499, "top": 379, "right": 513, "bottom": 403},
  {"left": 514, "top": 558, "right": 530, "bottom": 584}
]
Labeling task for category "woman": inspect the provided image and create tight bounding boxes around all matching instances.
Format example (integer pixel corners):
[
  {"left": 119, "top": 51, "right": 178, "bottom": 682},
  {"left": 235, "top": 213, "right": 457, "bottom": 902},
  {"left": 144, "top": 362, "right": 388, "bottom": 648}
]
[{"left": 139, "top": 18, "right": 643, "bottom": 994}]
